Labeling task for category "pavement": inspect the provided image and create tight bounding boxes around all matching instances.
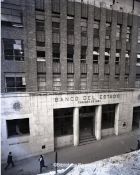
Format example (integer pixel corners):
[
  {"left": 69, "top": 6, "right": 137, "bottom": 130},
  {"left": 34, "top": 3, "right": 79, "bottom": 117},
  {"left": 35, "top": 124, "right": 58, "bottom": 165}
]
[{"left": 1, "top": 130, "right": 140, "bottom": 175}]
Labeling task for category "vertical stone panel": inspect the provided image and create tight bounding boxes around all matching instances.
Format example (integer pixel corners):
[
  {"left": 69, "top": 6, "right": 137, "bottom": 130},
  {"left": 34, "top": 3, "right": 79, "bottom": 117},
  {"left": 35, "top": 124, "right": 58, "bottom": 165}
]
[
  {"left": 99, "top": 7, "right": 106, "bottom": 88},
  {"left": 74, "top": 2, "right": 81, "bottom": 90},
  {"left": 129, "top": 15, "right": 138, "bottom": 87},
  {"left": 73, "top": 107, "right": 79, "bottom": 146},
  {"left": 25, "top": 0, "right": 37, "bottom": 92},
  {"left": 95, "top": 105, "right": 102, "bottom": 140},
  {"left": 87, "top": 4, "right": 94, "bottom": 90},
  {"left": 45, "top": 0, "right": 53, "bottom": 91},
  {"left": 120, "top": 12, "right": 127, "bottom": 87},
  {"left": 60, "top": 0, "right": 67, "bottom": 91},
  {"left": 109, "top": 10, "right": 117, "bottom": 88}
]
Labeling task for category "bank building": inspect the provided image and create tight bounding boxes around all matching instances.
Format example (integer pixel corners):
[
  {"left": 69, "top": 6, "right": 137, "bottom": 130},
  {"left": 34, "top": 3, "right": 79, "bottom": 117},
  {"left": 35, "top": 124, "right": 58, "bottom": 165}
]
[{"left": 1, "top": 0, "right": 140, "bottom": 162}]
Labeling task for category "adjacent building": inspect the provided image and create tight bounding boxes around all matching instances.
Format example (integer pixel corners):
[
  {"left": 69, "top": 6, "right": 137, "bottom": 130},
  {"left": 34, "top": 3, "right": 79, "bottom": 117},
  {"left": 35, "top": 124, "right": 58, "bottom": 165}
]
[{"left": 1, "top": 0, "right": 140, "bottom": 162}]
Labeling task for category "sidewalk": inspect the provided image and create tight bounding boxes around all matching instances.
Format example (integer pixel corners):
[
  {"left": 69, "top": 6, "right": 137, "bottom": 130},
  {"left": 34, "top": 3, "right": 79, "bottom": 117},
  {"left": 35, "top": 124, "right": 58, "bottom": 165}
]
[{"left": 1, "top": 130, "right": 140, "bottom": 175}]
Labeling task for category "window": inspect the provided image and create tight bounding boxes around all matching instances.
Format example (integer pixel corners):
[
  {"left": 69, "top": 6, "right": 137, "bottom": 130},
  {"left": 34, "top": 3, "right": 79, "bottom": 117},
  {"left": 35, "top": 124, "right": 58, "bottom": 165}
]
[
  {"left": 5, "top": 73, "right": 26, "bottom": 92},
  {"left": 67, "top": 74, "right": 74, "bottom": 90},
  {"left": 36, "top": 20, "right": 45, "bottom": 46},
  {"left": 136, "top": 54, "right": 140, "bottom": 66},
  {"left": 138, "top": 28, "right": 140, "bottom": 43},
  {"left": 52, "top": 0, "right": 60, "bottom": 14},
  {"left": 37, "top": 73, "right": 46, "bottom": 91},
  {"left": 116, "top": 24, "right": 121, "bottom": 40},
  {"left": 80, "top": 75, "right": 87, "bottom": 90},
  {"left": 54, "top": 108, "right": 73, "bottom": 137},
  {"left": 125, "top": 51, "right": 130, "bottom": 64},
  {"left": 81, "top": 19, "right": 87, "bottom": 37},
  {"left": 94, "top": 20, "right": 100, "bottom": 38},
  {"left": 1, "top": 8, "right": 23, "bottom": 27},
  {"left": 102, "top": 104, "right": 116, "bottom": 129},
  {"left": 53, "top": 43, "right": 60, "bottom": 61},
  {"left": 105, "top": 49, "right": 110, "bottom": 64},
  {"left": 106, "top": 23, "right": 111, "bottom": 39},
  {"left": 115, "top": 50, "right": 120, "bottom": 64},
  {"left": 53, "top": 74, "right": 61, "bottom": 91},
  {"left": 52, "top": 22, "right": 60, "bottom": 33},
  {"left": 93, "top": 47, "right": 99, "bottom": 64},
  {"left": 37, "top": 51, "right": 45, "bottom": 61},
  {"left": 67, "top": 16, "right": 74, "bottom": 35},
  {"left": 81, "top": 46, "right": 87, "bottom": 61},
  {"left": 6, "top": 118, "right": 30, "bottom": 138},
  {"left": 67, "top": 44, "right": 74, "bottom": 62},
  {"left": 126, "top": 26, "right": 131, "bottom": 42},
  {"left": 35, "top": 0, "right": 44, "bottom": 11},
  {"left": 135, "top": 74, "right": 140, "bottom": 88},
  {"left": 3, "top": 39, "right": 24, "bottom": 61}
]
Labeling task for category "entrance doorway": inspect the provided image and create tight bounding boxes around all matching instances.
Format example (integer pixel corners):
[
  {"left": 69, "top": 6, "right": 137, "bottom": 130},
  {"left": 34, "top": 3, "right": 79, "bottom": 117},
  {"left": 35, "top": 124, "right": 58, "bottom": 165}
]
[
  {"left": 79, "top": 106, "right": 95, "bottom": 143},
  {"left": 132, "top": 107, "right": 140, "bottom": 130}
]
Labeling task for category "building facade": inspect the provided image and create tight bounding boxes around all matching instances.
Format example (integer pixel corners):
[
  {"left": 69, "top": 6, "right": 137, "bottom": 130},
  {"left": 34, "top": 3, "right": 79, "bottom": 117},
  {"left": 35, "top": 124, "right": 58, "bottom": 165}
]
[{"left": 1, "top": 0, "right": 140, "bottom": 162}]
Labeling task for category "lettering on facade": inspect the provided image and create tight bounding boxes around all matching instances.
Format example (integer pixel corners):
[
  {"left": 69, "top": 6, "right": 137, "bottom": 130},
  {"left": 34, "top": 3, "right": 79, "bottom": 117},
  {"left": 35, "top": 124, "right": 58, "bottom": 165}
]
[{"left": 54, "top": 93, "right": 120, "bottom": 104}]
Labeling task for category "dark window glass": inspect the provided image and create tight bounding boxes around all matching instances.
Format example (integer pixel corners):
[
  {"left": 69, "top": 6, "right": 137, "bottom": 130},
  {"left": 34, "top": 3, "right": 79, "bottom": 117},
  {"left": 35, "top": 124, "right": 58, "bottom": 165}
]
[
  {"left": 3, "top": 39, "right": 24, "bottom": 61},
  {"left": 94, "top": 20, "right": 99, "bottom": 38},
  {"left": 5, "top": 76, "right": 26, "bottom": 92},
  {"left": 81, "top": 46, "right": 87, "bottom": 60},
  {"left": 6, "top": 118, "right": 30, "bottom": 138},
  {"left": 67, "top": 45, "right": 74, "bottom": 61},
  {"left": 35, "top": 0, "right": 44, "bottom": 11},
  {"left": 67, "top": 16, "right": 74, "bottom": 35},
  {"left": 102, "top": 104, "right": 116, "bottom": 129},
  {"left": 106, "top": 23, "right": 111, "bottom": 40},
  {"left": 36, "top": 20, "right": 45, "bottom": 46},
  {"left": 53, "top": 43, "right": 60, "bottom": 58},
  {"left": 54, "top": 108, "right": 73, "bottom": 137}
]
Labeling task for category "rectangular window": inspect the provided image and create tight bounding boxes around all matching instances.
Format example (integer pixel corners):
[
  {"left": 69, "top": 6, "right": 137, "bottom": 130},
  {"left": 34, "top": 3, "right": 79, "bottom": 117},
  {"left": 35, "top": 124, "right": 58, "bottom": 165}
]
[
  {"left": 35, "top": 0, "right": 44, "bottom": 11},
  {"left": 106, "top": 23, "right": 111, "bottom": 40},
  {"left": 81, "top": 19, "right": 87, "bottom": 37},
  {"left": 52, "top": 43, "right": 60, "bottom": 59},
  {"left": 94, "top": 20, "right": 100, "bottom": 38},
  {"left": 81, "top": 46, "right": 87, "bottom": 61},
  {"left": 36, "top": 20, "right": 45, "bottom": 46},
  {"left": 54, "top": 108, "right": 73, "bottom": 137},
  {"left": 105, "top": 49, "right": 110, "bottom": 64},
  {"left": 67, "top": 74, "right": 74, "bottom": 90},
  {"left": 125, "top": 51, "right": 130, "bottom": 63},
  {"left": 93, "top": 47, "right": 99, "bottom": 64},
  {"left": 138, "top": 28, "right": 140, "bottom": 43},
  {"left": 136, "top": 54, "right": 140, "bottom": 66},
  {"left": 1, "top": 8, "right": 23, "bottom": 27},
  {"left": 116, "top": 24, "right": 121, "bottom": 40},
  {"left": 52, "top": 22, "right": 60, "bottom": 33},
  {"left": 37, "top": 51, "right": 45, "bottom": 61},
  {"left": 6, "top": 118, "right": 30, "bottom": 138},
  {"left": 135, "top": 74, "right": 140, "bottom": 88},
  {"left": 53, "top": 74, "right": 61, "bottom": 91},
  {"left": 102, "top": 104, "right": 116, "bottom": 129},
  {"left": 67, "top": 16, "right": 74, "bottom": 35},
  {"left": 3, "top": 39, "right": 24, "bottom": 61},
  {"left": 126, "top": 26, "right": 131, "bottom": 42},
  {"left": 52, "top": 0, "right": 60, "bottom": 14},
  {"left": 115, "top": 50, "right": 120, "bottom": 64},
  {"left": 67, "top": 44, "right": 74, "bottom": 62},
  {"left": 5, "top": 73, "right": 26, "bottom": 92},
  {"left": 37, "top": 73, "right": 46, "bottom": 91}
]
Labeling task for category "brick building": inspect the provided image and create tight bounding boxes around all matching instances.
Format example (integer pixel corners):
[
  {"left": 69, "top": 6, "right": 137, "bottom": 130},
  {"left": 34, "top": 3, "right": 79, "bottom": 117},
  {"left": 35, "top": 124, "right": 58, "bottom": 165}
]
[{"left": 1, "top": 0, "right": 140, "bottom": 162}]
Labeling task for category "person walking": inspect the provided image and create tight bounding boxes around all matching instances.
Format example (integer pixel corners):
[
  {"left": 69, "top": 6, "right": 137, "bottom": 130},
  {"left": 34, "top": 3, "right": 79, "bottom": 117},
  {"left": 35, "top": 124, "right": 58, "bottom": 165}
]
[
  {"left": 39, "top": 155, "right": 47, "bottom": 173},
  {"left": 5, "top": 152, "right": 15, "bottom": 170}
]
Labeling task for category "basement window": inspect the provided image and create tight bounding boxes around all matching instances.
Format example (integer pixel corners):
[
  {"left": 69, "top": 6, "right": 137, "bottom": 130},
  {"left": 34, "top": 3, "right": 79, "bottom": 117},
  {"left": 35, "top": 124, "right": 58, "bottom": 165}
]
[{"left": 6, "top": 118, "right": 30, "bottom": 138}]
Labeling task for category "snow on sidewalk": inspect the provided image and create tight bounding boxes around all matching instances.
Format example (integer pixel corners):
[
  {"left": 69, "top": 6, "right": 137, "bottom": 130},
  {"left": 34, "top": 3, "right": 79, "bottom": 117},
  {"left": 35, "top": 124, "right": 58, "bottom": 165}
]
[{"left": 39, "top": 150, "right": 140, "bottom": 175}]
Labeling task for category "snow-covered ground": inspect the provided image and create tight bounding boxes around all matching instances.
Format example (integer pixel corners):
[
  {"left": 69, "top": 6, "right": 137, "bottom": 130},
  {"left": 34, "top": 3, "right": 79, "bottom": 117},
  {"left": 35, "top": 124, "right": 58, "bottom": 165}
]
[{"left": 39, "top": 150, "right": 140, "bottom": 175}]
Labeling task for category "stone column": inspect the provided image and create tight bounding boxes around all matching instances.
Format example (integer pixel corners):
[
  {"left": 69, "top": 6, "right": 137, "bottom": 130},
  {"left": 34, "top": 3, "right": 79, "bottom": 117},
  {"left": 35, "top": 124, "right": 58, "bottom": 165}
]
[
  {"left": 73, "top": 107, "right": 79, "bottom": 146},
  {"left": 95, "top": 105, "right": 102, "bottom": 140},
  {"left": 114, "top": 104, "right": 119, "bottom": 136}
]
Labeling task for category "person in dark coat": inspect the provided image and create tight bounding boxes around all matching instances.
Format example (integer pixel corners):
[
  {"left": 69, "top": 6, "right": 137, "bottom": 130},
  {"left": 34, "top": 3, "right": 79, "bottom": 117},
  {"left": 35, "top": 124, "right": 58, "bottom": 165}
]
[
  {"left": 39, "top": 155, "right": 47, "bottom": 173},
  {"left": 5, "top": 152, "right": 15, "bottom": 170}
]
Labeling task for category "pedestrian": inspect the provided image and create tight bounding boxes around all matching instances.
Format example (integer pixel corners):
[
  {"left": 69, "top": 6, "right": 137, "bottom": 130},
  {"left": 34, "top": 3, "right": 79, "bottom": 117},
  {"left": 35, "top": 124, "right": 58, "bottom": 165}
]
[
  {"left": 137, "top": 140, "right": 140, "bottom": 150},
  {"left": 5, "top": 152, "right": 15, "bottom": 170},
  {"left": 39, "top": 155, "right": 47, "bottom": 173}
]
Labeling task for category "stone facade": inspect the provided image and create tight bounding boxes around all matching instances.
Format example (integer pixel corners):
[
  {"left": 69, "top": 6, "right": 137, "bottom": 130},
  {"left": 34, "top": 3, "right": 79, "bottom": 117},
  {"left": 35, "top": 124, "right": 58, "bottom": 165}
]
[{"left": 1, "top": 90, "right": 140, "bottom": 162}]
